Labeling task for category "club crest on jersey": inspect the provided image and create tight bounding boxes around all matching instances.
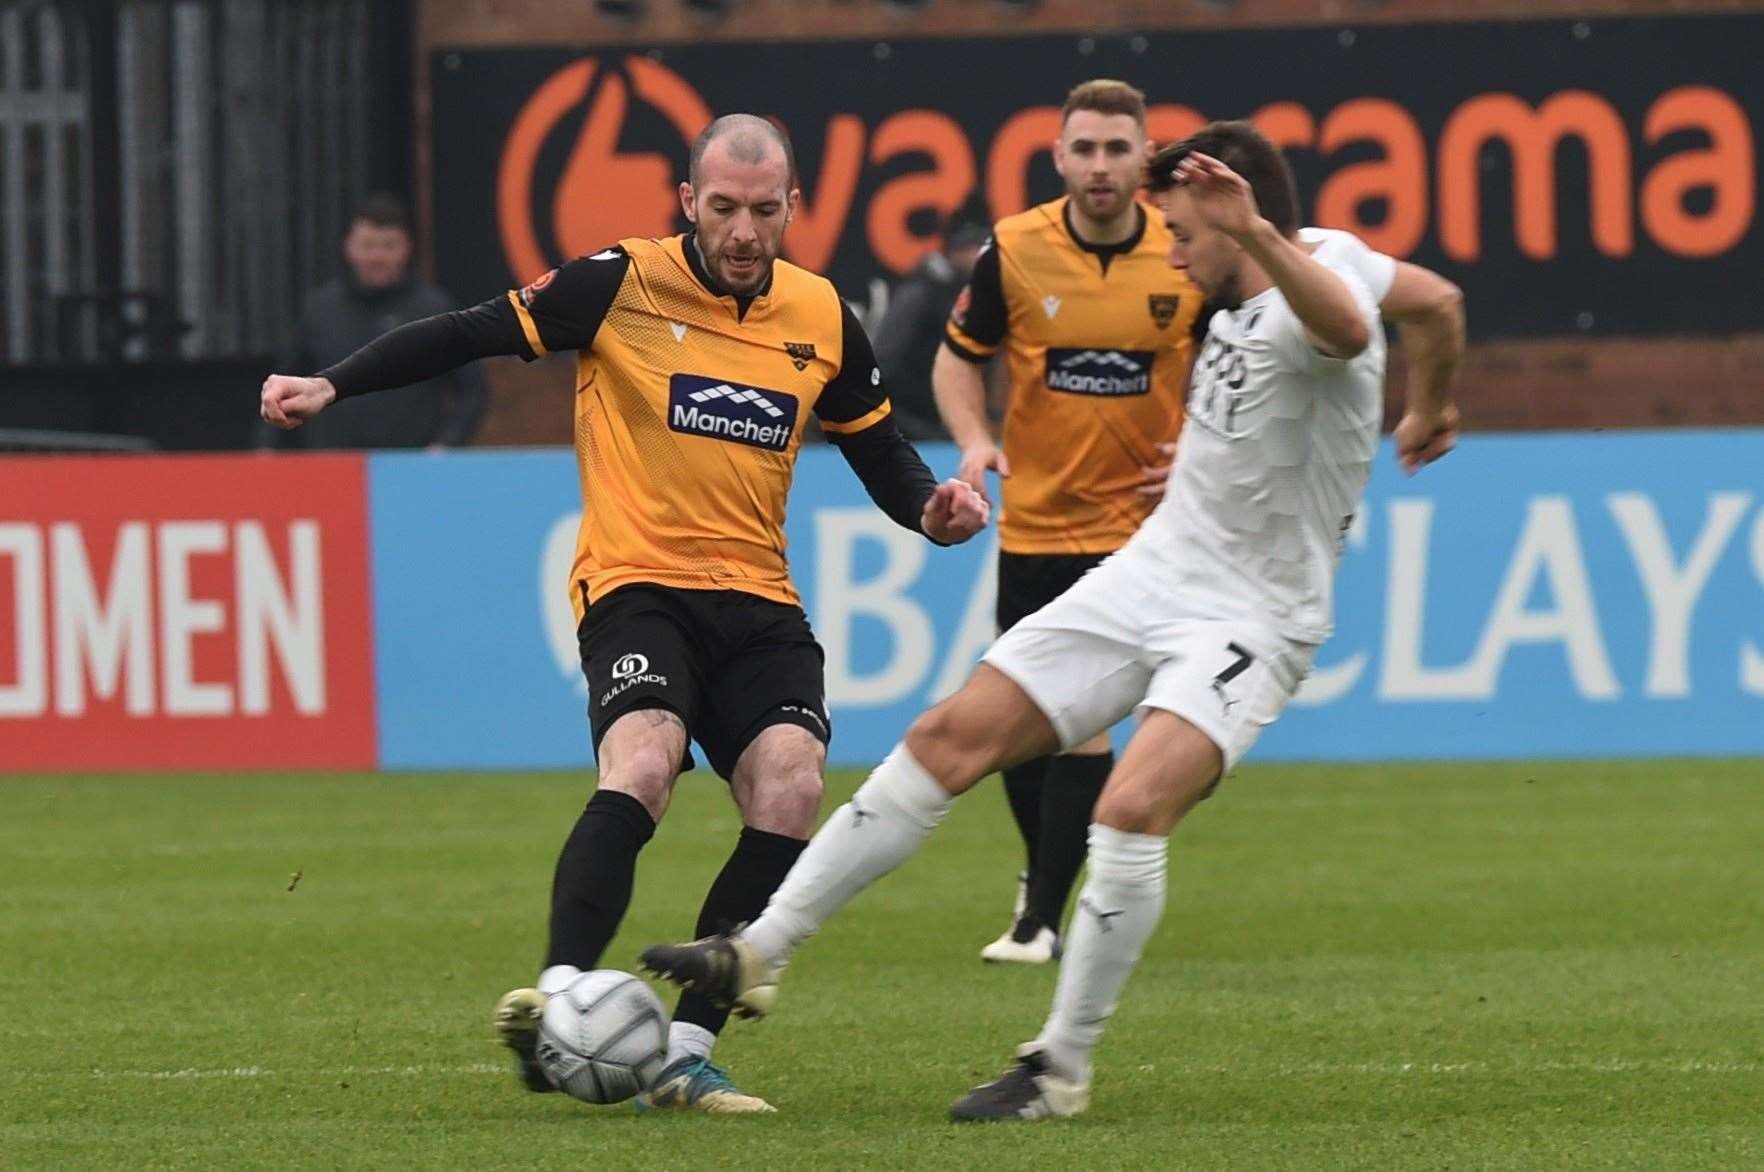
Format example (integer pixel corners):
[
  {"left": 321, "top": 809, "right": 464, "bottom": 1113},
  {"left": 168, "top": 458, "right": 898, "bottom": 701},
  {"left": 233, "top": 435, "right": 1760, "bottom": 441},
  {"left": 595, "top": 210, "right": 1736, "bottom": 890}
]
[
  {"left": 1148, "top": 293, "right": 1181, "bottom": 329},
  {"left": 784, "top": 341, "right": 817, "bottom": 371},
  {"left": 1042, "top": 295, "right": 1062, "bottom": 319},
  {"left": 1044, "top": 348, "right": 1153, "bottom": 396},
  {"left": 668, "top": 373, "right": 799, "bottom": 451}
]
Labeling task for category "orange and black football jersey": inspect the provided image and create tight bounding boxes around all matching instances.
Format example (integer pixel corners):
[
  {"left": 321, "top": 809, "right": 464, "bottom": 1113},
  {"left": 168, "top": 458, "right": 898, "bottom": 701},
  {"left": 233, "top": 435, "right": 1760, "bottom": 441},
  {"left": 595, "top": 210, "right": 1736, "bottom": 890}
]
[
  {"left": 945, "top": 197, "right": 1201, "bottom": 555},
  {"left": 506, "top": 235, "right": 894, "bottom": 617}
]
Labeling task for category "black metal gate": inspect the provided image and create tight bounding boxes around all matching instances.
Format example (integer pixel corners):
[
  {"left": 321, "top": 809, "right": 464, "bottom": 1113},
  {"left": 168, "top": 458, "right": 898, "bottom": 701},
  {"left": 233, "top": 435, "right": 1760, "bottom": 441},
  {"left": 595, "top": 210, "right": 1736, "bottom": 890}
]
[{"left": 0, "top": 0, "right": 411, "bottom": 367}]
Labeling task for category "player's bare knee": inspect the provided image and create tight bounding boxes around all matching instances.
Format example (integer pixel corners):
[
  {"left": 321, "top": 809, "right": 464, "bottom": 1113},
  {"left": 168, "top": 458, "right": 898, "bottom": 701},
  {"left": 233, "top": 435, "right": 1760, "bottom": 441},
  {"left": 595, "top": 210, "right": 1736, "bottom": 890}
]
[
  {"left": 598, "top": 757, "right": 675, "bottom": 820},
  {"left": 903, "top": 702, "right": 990, "bottom": 791},
  {"left": 734, "top": 725, "right": 826, "bottom": 836},
  {"left": 1095, "top": 765, "right": 1219, "bottom": 835},
  {"left": 1093, "top": 783, "right": 1165, "bottom": 835},
  {"left": 760, "top": 758, "right": 825, "bottom": 834},
  {"left": 740, "top": 776, "right": 821, "bottom": 838},
  {"left": 762, "top": 767, "right": 823, "bottom": 837},
  {"left": 902, "top": 703, "right": 950, "bottom": 759},
  {"left": 596, "top": 720, "right": 685, "bottom": 819}
]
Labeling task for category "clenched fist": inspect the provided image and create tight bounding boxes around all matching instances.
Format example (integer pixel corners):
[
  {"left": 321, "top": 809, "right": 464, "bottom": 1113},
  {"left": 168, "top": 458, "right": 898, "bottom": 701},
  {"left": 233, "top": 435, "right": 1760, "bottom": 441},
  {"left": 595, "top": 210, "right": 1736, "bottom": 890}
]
[
  {"left": 920, "top": 478, "right": 991, "bottom": 545},
  {"left": 260, "top": 374, "right": 337, "bottom": 430},
  {"left": 1392, "top": 405, "right": 1460, "bottom": 474}
]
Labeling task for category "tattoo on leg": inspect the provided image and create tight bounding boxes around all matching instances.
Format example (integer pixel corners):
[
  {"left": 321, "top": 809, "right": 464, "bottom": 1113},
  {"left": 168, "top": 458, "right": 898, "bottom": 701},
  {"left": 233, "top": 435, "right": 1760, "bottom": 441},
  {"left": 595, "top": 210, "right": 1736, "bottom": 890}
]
[{"left": 637, "top": 709, "right": 685, "bottom": 733}]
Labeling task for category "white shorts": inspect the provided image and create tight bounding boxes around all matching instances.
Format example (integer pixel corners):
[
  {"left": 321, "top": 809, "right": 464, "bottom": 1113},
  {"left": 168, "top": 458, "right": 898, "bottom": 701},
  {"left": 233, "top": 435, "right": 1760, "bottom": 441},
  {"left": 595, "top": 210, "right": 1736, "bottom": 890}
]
[{"left": 981, "top": 549, "right": 1316, "bottom": 772}]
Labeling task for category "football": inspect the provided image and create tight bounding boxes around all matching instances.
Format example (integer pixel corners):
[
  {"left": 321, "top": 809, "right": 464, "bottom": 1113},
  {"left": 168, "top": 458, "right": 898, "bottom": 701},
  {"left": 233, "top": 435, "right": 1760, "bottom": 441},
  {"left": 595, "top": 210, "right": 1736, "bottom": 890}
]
[{"left": 534, "top": 970, "right": 670, "bottom": 1104}]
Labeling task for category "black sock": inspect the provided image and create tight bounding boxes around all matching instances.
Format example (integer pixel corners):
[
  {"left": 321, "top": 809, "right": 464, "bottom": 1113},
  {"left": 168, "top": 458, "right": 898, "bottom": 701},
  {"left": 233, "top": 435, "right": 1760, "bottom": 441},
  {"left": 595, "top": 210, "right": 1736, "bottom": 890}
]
[
  {"left": 543, "top": 789, "right": 656, "bottom": 970},
  {"left": 1031, "top": 752, "right": 1112, "bottom": 933},
  {"left": 671, "top": 826, "right": 808, "bottom": 1035},
  {"left": 1002, "top": 756, "right": 1050, "bottom": 883}
]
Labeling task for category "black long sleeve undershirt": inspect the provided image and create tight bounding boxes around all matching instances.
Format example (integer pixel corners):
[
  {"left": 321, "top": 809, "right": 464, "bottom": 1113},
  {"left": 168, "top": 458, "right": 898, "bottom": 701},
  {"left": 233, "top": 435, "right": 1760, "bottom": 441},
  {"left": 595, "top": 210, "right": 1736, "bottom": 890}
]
[
  {"left": 829, "top": 414, "right": 942, "bottom": 541},
  {"left": 317, "top": 272, "right": 942, "bottom": 539},
  {"left": 815, "top": 298, "right": 943, "bottom": 540},
  {"left": 319, "top": 298, "right": 524, "bottom": 398}
]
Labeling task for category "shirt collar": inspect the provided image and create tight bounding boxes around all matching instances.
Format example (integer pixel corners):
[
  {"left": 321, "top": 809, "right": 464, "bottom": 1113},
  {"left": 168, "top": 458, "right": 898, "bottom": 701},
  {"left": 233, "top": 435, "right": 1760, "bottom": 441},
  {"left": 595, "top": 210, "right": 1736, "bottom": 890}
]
[
  {"left": 1060, "top": 198, "right": 1147, "bottom": 274},
  {"left": 683, "top": 231, "right": 774, "bottom": 320}
]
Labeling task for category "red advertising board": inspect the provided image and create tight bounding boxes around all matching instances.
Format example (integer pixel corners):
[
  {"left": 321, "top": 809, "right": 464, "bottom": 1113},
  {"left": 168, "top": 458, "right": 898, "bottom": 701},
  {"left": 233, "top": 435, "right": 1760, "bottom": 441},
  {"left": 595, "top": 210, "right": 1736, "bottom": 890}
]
[{"left": 0, "top": 455, "right": 377, "bottom": 770}]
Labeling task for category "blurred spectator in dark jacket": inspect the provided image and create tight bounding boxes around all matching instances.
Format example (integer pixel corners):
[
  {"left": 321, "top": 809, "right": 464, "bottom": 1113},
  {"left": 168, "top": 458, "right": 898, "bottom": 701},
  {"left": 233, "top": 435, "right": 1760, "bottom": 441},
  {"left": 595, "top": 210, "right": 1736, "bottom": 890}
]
[
  {"left": 259, "top": 194, "right": 487, "bottom": 450},
  {"left": 872, "top": 206, "right": 991, "bottom": 441}
]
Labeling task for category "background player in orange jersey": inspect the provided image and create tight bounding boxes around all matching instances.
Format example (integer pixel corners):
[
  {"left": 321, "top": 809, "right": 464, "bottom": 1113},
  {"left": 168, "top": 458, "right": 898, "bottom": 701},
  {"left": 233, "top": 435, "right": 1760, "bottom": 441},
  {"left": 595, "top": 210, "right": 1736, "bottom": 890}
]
[
  {"left": 936, "top": 80, "right": 1203, "bottom": 965},
  {"left": 260, "top": 114, "right": 988, "bottom": 1114}
]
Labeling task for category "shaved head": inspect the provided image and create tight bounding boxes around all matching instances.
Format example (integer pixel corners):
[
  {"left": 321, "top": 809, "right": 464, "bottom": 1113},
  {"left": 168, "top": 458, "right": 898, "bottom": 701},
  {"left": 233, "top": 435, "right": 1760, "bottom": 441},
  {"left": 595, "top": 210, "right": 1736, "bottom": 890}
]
[
  {"left": 688, "top": 113, "right": 796, "bottom": 188},
  {"left": 680, "top": 113, "right": 801, "bottom": 296}
]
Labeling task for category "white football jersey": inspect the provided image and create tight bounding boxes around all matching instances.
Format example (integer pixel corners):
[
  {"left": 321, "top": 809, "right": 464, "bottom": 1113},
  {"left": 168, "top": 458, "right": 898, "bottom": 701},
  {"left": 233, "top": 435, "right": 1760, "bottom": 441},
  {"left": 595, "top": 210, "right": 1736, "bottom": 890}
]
[
  {"left": 1299, "top": 226, "right": 1397, "bottom": 301},
  {"left": 1129, "top": 229, "right": 1388, "bottom": 642}
]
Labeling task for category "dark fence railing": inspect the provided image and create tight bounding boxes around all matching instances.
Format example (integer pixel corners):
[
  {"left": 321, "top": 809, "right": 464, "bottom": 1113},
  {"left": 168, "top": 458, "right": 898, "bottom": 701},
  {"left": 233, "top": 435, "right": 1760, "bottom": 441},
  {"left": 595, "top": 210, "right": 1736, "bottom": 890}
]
[{"left": 0, "top": 0, "right": 411, "bottom": 368}]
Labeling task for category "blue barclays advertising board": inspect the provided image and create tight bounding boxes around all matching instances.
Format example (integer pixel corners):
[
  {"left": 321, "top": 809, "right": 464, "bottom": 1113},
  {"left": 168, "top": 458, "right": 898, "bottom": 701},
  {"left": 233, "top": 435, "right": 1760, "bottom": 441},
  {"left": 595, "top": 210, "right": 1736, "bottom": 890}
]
[
  {"left": 368, "top": 433, "right": 1764, "bottom": 769},
  {"left": 368, "top": 451, "right": 587, "bottom": 769}
]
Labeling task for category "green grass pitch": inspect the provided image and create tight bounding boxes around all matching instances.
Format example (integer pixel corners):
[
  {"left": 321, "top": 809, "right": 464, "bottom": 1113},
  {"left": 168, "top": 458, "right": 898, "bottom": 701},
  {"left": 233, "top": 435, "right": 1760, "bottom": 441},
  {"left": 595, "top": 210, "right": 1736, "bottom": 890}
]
[{"left": 3, "top": 761, "right": 1761, "bottom": 1169}]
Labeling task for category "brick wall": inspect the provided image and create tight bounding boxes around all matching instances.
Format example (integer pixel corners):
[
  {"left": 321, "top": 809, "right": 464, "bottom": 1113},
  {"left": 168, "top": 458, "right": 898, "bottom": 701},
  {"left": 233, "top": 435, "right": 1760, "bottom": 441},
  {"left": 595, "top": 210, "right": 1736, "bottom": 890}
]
[
  {"left": 418, "top": 0, "right": 1756, "bottom": 47},
  {"left": 419, "top": 0, "right": 1764, "bottom": 441}
]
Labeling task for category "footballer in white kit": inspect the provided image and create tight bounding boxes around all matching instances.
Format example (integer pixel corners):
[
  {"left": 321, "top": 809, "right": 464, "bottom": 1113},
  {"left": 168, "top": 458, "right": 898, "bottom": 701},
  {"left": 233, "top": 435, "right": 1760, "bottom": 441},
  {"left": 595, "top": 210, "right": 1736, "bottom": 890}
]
[
  {"left": 642, "top": 122, "right": 1464, "bottom": 1123},
  {"left": 983, "top": 224, "right": 1389, "bottom": 773}
]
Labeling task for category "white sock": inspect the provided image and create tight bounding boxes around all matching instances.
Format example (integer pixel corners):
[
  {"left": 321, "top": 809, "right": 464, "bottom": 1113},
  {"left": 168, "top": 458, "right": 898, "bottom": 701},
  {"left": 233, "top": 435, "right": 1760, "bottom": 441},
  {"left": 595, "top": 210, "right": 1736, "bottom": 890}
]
[
  {"left": 1036, "top": 824, "right": 1167, "bottom": 1083},
  {"left": 537, "top": 964, "right": 581, "bottom": 995},
  {"left": 665, "top": 1021, "right": 716, "bottom": 1067},
  {"left": 742, "top": 744, "right": 953, "bottom": 967}
]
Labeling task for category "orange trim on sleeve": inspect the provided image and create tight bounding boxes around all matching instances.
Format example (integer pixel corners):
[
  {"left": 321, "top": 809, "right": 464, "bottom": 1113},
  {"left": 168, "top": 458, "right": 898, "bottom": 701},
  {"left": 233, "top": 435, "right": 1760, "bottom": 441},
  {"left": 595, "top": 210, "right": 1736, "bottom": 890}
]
[
  {"left": 945, "top": 320, "right": 999, "bottom": 359},
  {"left": 820, "top": 399, "right": 894, "bottom": 436},
  {"left": 508, "top": 291, "right": 546, "bottom": 356}
]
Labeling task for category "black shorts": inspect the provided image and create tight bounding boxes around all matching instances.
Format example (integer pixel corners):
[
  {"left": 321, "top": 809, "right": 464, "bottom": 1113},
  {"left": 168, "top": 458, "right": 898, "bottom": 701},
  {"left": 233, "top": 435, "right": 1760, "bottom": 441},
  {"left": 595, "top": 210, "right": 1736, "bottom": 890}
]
[
  {"left": 995, "top": 551, "right": 1111, "bottom": 633},
  {"left": 579, "top": 584, "right": 830, "bottom": 780}
]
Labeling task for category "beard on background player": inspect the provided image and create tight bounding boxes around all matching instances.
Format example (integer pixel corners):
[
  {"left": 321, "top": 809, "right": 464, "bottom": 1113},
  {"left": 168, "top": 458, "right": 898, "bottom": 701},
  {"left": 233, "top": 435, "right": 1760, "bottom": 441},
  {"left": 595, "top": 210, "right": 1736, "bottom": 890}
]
[{"left": 642, "top": 121, "right": 1463, "bottom": 1121}]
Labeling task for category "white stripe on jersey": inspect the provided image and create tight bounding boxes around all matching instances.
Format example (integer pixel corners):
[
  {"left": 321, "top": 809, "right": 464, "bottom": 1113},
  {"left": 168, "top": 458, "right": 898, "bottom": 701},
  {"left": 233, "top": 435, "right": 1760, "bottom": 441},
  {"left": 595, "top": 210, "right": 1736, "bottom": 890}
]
[{"left": 1128, "top": 229, "right": 1388, "bottom": 643}]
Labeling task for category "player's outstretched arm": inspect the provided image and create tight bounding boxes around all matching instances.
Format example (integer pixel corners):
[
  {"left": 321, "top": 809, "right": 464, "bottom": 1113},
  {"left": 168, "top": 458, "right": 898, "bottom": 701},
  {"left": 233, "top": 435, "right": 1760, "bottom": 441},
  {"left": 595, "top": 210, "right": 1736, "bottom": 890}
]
[
  {"left": 262, "top": 298, "right": 533, "bottom": 432},
  {"left": 825, "top": 415, "right": 989, "bottom": 545},
  {"left": 260, "top": 251, "right": 630, "bottom": 431},
  {"left": 1381, "top": 262, "right": 1465, "bottom": 473},
  {"left": 823, "top": 302, "right": 990, "bottom": 545},
  {"left": 1176, "top": 152, "right": 1368, "bottom": 358}
]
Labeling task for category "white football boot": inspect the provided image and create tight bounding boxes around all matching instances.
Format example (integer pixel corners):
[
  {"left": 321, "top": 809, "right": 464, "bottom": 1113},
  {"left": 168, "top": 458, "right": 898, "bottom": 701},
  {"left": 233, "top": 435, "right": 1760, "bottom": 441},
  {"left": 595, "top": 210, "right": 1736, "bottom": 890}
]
[{"left": 981, "top": 875, "right": 1060, "bottom": 964}]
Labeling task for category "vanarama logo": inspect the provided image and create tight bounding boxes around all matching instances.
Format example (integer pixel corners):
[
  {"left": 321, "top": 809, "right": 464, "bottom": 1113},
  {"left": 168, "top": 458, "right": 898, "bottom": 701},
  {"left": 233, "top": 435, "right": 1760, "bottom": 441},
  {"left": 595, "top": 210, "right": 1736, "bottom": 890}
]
[
  {"left": 668, "top": 374, "right": 800, "bottom": 451},
  {"left": 1045, "top": 349, "right": 1154, "bottom": 397},
  {"left": 468, "top": 36, "right": 1758, "bottom": 343},
  {"left": 497, "top": 56, "right": 712, "bottom": 284}
]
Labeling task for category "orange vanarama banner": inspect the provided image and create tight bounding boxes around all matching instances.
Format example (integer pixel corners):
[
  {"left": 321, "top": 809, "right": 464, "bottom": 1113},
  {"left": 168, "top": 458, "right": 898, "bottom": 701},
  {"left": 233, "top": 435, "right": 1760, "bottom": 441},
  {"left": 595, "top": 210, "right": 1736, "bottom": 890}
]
[{"left": 431, "top": 16, "right": 1759, "bottom": 338}]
